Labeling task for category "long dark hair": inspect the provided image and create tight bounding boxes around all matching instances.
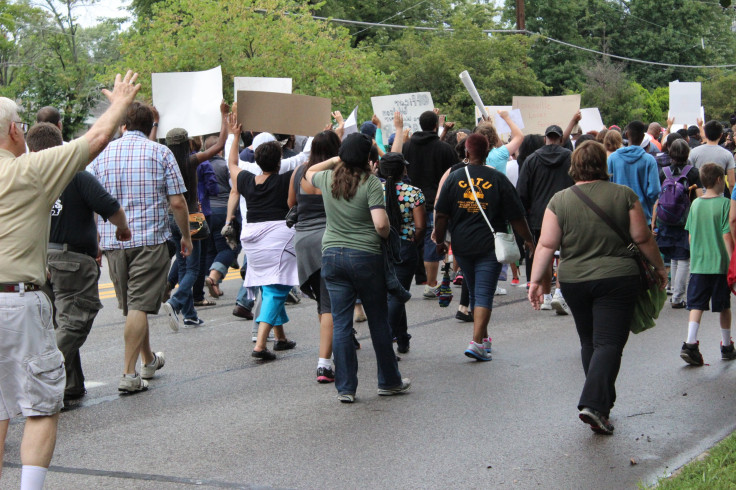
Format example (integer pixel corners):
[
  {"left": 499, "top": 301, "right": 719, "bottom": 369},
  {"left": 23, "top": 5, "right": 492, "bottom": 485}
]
[
  {"left": 379, "top": 153, "right": 406, "bottom": 232},
  {"left": 308, "top": 130, "right": 341, "bottom": 168},
  {"left": 168, "top": 141, "right": 197, "bottom": 209},
  {"left": 332, "top": 133, "right": 371, "bottom": 201}
]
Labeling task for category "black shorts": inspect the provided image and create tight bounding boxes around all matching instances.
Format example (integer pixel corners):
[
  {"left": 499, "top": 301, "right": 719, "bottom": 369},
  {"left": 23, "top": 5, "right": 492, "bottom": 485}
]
[
  {"left": 686, "top": 274, "right": 730, "bottom": 312},
  {"left": 302, "top": 269, "right": 331, "bottom": 315}
]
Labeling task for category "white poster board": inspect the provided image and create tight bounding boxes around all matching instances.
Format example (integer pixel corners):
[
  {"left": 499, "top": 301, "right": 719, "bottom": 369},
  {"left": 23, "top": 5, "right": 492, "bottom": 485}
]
[
  {"left": 342, "top": 105, "right": 359, "bottom": 139},
  {"left": 494, "top": 109, "right": 525, "bottom": 134},
  {"left": 233, "top": 77, "right": 292, "bottom": 96},
  {"left": 371, "top": 92, "right": 434, "bottom": 145},
  {"left": 512, "top": 95, "right": 581, "bottom": 135},
  {"left": 475, "top": 105, "right": 512, "bottom": 124},
  {"left": 579, "top": 108, "right": 605, "bottom": 134},
  {"left": 152, "top": 66, "right": 223, "bottom": 137},
  {"left": 669, "top": 81, "right": 701, "bottom": 127}
]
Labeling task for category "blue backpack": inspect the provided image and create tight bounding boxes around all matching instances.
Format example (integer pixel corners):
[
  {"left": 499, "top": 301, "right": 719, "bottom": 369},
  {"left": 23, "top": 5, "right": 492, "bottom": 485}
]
[{"left": 657, "top": 165, "right": 693, "bottom": 225}]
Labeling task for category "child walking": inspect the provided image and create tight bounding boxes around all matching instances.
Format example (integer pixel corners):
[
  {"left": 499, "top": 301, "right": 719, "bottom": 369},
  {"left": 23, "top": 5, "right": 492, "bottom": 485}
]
[{"left": 680, "top": 163, "right": 735, "bottom": 365}]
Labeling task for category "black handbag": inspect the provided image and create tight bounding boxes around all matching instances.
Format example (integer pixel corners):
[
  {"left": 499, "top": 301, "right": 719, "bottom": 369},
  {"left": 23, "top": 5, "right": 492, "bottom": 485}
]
[{"left": 189, "top": 212, "right": 211, "bottom": 241}]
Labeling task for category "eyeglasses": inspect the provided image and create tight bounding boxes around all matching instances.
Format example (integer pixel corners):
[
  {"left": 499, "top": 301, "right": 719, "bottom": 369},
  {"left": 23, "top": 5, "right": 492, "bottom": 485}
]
[{"left": 12, "top": 120, "right": 28, "bottom": 134}]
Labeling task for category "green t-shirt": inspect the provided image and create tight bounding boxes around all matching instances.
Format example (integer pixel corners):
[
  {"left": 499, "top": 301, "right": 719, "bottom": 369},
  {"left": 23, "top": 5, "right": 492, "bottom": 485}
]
[
  {"left": 312, "top": 169, "right": 385, "bottom": 254},
  {"left": 547, "top": 181, "right": 640, "bottom": 282},
  {"left": 685, "top": 196, "right": 731, "bottom": 274}
]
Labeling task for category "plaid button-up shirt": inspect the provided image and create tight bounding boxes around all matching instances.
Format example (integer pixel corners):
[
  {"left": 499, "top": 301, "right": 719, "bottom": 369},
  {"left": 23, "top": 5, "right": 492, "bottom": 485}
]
[{"left": 93, "top": 131, "right": 185, "bottom": 250}]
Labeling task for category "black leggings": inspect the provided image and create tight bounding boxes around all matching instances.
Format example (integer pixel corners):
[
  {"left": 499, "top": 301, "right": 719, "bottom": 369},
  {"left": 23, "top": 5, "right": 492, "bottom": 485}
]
[{"left": 560, "top": 275, "right": 641, "bottom": 417}]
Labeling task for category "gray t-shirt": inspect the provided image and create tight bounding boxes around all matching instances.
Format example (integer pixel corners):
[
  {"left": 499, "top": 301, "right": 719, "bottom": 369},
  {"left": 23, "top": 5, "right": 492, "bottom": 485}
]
[{"left": 687, "top": 144, "right": 735, "bottom": 172}]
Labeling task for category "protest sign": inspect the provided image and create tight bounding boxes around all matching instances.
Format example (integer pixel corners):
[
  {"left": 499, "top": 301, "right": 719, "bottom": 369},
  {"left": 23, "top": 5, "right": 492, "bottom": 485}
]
[
  {"left": 342, "top": 105, "right": 359, "bottom": 139},
  {"left": 669, "top": 81, "right": 701, "bottom": 127},
  {"left": 152, "top": 66, "right": 223, "bottom": 137},
  {"left": 371, "top": 92, "right": 434, "bottom": 145},
  {"left": 512, "top": 95, "right": 581, "bottom": 135},
  {"left": 475, "top": 106, "right": 512, "bottom": 124},
  {"left": 579, "top": 108, "right": 605, "bottom": 134},
  {"left": 494, "top": 109, "right": 525, "bottom": 135},
  {"left": 459, "top": 71, "right": 488, "bottom": 119},
  {"left": 233, "top": 77, "right": 292, "bottom": 96},
  {"left": 236, "top": 91, "right": 331, "bottom": 136}
]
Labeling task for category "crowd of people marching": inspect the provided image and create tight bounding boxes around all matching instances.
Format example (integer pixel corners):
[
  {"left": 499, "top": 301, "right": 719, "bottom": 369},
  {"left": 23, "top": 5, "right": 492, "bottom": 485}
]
[{"left": 3, "top": 69, "right": 736, "bottom": 487}]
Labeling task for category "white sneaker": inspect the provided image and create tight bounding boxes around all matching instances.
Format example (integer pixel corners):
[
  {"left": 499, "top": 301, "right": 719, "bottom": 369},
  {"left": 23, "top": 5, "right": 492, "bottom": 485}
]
[
  {"left": 464, "top": 341, "right": 491, "bottom": 361},
  {"left": 140, "top": 352, "right": 165, "bottom": 380},
  {"left": 423, "top": 284, "right": 440, "bottom": 299},
  {"left": 540, "top": 297, "right": 553, "bottom": 310},
  {"left": 495, "top": 286, "right": 507, "bottom": 296},
  {"left": 162, "top": 302, "right": 180, "bottom": 332},
  {"left": 550, "top": 297, "right": 570, "bottom": 315}
]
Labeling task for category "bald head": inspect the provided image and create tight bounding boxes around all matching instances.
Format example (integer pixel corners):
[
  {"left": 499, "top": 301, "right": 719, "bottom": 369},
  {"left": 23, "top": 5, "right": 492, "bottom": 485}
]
[{"left": 648, "top": 122, "right": 662, "bottom": 139}]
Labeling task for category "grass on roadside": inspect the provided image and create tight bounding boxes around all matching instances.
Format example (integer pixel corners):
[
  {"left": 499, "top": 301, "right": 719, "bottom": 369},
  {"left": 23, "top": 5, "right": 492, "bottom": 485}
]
[{"left": 648, "top": 431, "right": 736, "bottom": 489}]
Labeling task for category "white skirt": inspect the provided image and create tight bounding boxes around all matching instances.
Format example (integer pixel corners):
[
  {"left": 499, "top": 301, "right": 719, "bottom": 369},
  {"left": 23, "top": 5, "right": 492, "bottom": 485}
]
[{"left": 241, "top": 220, "right": 298, "bottom": 288}]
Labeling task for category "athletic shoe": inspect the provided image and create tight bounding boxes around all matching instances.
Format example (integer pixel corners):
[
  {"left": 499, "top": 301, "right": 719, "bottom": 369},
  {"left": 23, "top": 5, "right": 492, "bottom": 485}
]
[
  {"left": 183, "top": 317, "right": 205, "bottom": 327},
  {"left": 671, "top": 301, "right": 686, "bottom": 309},
  {"left": 453, "top": 274, "right": 463, "bottom": 286},
  {"left": 579, "top": 407, "right": 614, "bottom": 435},
  {"left": 377, "top": 378, "right": 411, "bottom": 396},
  {"left": 423, "top": 284, "right": 440, "bottom": 298},
  {"left": 722, "top": 341, "right": 736, "bottom": 360},
  {"left": 140, "top": 352, "right": 165, "bottom": 380},
  {"left": 273, "top": 339, "right": 297, "bottom": 351},
  {"left": 317, "top": 367, "right": 335, "bottom": 383},
  {"left": 252, "top": 349, "right": 276, "bottom": 361},
  {"left": 680, "top": 341, "right": 704, "bottom": 366},
  {"left": 162, "top": 301, "right": 180, "bottom": 332},
  {"left": 550, "top": 297, "right": 570, "bottom": 316},
  {"left": 233, "top": 305, "right": 254, "bottom": 320},
  {"left": 455, "top": 310, "right": 473, "bottom": 322},
  {"left": 464, "top": 341, "right": 491, "bottom": 361},
  {"left": 397, "top": 334, "right": 411, "bottom": 354},
  {"left": 540, "top": 297, "right": 553, "bottom": 310},
  {"left": 482, "top": 338, "right": 492, "bottom": 354},
  {"left": 337, "top": 393, "right": 355, "bottom": 403},
  {"left": 495, "top": 286, "right": 508, "bottom": 296},
  {"left": 118, "top": 374, "right": 149, "bottom": 393},
  {"left": 511, "top": 278, "right": 520, "bottom": 285}
]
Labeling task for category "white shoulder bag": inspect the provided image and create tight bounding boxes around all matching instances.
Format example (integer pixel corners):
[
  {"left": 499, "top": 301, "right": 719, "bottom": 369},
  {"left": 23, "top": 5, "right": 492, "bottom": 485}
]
[{"left": 463, "top": 166, "right": 520, "bottom": 264}]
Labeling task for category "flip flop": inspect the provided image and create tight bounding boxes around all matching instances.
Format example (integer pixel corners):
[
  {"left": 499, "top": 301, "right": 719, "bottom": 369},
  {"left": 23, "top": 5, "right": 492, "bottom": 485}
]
[
  {"left": 205, "top": 276, "right": 222, "bottom": 298},
  {"left": 194, "top": 298, "right": 216, "bottom": 307}
]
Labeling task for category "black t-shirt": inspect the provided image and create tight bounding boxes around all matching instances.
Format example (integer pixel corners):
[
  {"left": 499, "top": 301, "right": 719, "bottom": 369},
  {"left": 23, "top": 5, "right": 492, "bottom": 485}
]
[
  {"left": 237, "top": 170, "right": 294, "bottom": 223},
  {"left": 50, "top": 171, "right": 120, "bottom": 257},
  {"left": 435, "top": 164, "right": 525, "bottom": 257}
]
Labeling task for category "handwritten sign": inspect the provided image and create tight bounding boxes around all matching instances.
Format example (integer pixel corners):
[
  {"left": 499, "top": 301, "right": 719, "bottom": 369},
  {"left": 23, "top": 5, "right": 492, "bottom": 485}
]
[
  {"left": 371, "top": 92, "right": 434, "bottom": 145},
  {"left": 152, "top": 66, "right": 223, "bottom": 137},
  {"left": 512, "top": 95, "right": 581, "bottom": 135}
]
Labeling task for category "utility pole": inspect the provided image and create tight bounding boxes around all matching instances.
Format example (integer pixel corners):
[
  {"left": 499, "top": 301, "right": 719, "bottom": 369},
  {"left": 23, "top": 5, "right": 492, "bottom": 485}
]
[{"left": 516, "top": 0, "right": 525, "bottom": 31}]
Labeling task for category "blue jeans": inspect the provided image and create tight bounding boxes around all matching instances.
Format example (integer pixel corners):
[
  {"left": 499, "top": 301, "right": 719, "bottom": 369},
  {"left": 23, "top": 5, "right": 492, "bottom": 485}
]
[
  {"left": 322, "top": 247, "right": 402, "bottom": 395},
  {"left": 388, "top": 240, "right": 417, "bottom": 341},
  {"left": 455, "top": 252, "right": 502, "bottom": 310},
  {"left": 236, "top": 258, "right": 256, "bottom": 310},
  {"left": 208, "top": 207, "right": 238, "bottom": 279},
  {"left": 168, "top": 214, "right": 201, "bottom": 320}
]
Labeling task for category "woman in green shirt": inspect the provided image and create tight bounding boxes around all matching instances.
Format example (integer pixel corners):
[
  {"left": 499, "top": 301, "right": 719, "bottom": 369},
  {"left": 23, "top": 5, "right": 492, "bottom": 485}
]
[{"left": 529, "top": 141, "right": 666, "bottom": 435}]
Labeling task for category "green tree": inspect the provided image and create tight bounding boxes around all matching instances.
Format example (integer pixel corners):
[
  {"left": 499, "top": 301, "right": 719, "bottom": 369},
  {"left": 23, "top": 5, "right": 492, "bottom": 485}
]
[
  {"left": 0, "top": 0, "right": 46, "bottom": 98},
  {"left": 114, "top": 0, "right": 391, "bottom": 118},
  {"left": 580, "top": 59, "right": 647, "bottom": 127},
  {"left": 701, "top": 69, "right": 736, "bottom": 122}
]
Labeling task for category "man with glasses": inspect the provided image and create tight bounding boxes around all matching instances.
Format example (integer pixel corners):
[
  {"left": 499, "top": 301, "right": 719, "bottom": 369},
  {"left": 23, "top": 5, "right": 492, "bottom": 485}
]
[{"left": 0, "top": 70, "right": 140, "bottom": 489}]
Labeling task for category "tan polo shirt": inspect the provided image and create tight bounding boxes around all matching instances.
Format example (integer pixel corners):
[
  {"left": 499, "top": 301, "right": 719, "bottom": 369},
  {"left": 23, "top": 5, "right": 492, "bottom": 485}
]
[{"left": 0, "top": 138, "right": 90, "bottom": 285}]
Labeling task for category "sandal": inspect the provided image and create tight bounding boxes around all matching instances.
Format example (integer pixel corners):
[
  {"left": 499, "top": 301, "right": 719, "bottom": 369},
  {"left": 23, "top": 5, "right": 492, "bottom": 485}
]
[
  {"left": 194, "top": 298, "right": 216, "bottom": 307},
  {"left": 205, "top": 276, "right": 222, "bottom": 298}
]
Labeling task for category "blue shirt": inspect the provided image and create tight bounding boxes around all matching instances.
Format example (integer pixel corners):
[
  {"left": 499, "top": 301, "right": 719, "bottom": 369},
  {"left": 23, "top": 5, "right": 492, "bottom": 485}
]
[
  {"left": 485, "top": 146, "right": 510, "bottom": 175},
  {"left": 607, "top": 145, "right": 660, "bottom": 223}
]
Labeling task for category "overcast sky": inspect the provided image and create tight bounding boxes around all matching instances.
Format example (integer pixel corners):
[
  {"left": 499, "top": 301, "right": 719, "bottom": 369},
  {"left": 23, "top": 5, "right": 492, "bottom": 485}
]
[{"left": 74, "top": 0, "right": 131, "bottom": 28}]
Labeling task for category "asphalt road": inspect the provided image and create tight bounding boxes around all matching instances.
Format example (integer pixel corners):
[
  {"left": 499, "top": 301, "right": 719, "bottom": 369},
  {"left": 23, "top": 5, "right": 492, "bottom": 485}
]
[{"left": 2, "top": 259, "right": 735, "bottom": 489}]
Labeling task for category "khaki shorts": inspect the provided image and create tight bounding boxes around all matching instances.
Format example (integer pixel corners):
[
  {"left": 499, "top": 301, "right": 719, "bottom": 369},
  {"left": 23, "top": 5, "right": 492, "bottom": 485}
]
[
  {"left": 0, "top": 290, "right": 65, "bottom": 419},
  {"left": 105, "top": 244, "right": 169, "bottom": 315}
]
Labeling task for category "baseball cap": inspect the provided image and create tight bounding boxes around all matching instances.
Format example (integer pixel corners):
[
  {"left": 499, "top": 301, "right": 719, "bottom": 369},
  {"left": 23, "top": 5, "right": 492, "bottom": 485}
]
[
  {"left": 165, "top": 128, "right": 188, "bottom": 146},
  {"left": 545, "top": 125, "right": 563, "bottom": 137}
]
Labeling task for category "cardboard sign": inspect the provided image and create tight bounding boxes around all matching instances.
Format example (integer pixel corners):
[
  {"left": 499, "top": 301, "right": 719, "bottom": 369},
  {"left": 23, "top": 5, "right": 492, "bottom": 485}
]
[
  {"left": 371, "top": 92, "right": 434, "bottom": 145},
  {"left": 233, "top": 77, "right": 292, "bottom": 96},
  {"left": 669, "top": 81, "right": 701, "bottom": 127},
  {"left": 579, "top": 108, "right": 605, "bottom": 134},
  {"left": 512, "top": 95, "right": 581, "bottom": 135},
  {"left": 152, "top": 66, "right": 223, "bottom": 137},
  {"left": 236, "top": 91, "right": 331, "bottom": 136}
]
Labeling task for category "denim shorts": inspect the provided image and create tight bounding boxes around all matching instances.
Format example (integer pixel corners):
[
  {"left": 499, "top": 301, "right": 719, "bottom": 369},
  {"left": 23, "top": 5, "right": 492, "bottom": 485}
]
[
  {"left": 687, "top": 273, "right": 730, "bottom": 312},
  {"left": 423, "top": 210, "right": 443, "bottom": 262},
  {"left": 454, "top": 252, "right": 503, "bottom": 310}
]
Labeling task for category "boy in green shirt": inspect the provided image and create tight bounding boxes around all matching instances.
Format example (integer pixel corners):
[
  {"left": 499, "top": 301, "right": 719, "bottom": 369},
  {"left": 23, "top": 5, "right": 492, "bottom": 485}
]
[{"left": 681, "top": 163, "right": 735, "bottom": 365}]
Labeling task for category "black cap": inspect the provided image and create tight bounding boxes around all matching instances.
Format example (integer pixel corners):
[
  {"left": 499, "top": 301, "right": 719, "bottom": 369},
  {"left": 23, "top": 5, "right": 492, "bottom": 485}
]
[
  {"left": 545, "top": 125, "right": 563, "bottom": 137},
  {"left": 338, "top": 133, "right": 372, "bottom": 167}
]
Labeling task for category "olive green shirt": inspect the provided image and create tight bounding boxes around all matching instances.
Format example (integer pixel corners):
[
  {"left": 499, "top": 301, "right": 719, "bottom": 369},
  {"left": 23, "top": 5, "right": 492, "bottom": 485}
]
[{"left": 547, "top": 181, "right": 640, "bottom": 283}]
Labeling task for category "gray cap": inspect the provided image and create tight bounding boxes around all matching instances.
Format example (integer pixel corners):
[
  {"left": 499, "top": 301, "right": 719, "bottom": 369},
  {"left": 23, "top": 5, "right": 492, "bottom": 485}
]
[{"left": 166, "top": 127, "right": 189, "bottom": 146}]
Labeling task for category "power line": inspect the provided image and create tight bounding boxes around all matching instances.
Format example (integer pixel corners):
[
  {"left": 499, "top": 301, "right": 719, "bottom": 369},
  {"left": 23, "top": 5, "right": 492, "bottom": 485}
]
[{"left": 351, "top": 0, "right": 432, "bottom": 37}]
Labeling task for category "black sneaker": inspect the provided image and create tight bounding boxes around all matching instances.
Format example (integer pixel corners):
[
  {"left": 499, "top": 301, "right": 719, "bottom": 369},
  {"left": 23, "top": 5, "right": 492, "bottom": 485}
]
[
  {"left": 455, "top": 310, "right": 473, "bottom": 323},
  {"left": 722, "top": 341, "right": 736, "bottom": 360},
  {"left": 680, "top": 341, "right": 704, "bottom": 366},
  {"left": 273, "top": 339, "right": 297, "bottom": 351},
  {"left": 252, "top": 349, "right": 276, "bottom": 361},
  {"left": 317, "top": 367, "right": 335, "bottom": 383},
  {"left": 397, "top": 334, "right": 411, "bottom": 354},
  {"left": 671, "top": 301, "right": 686, "bottom": 309},
  {"left": 579, "top": 407, "right": 614, "bottom": 435}
]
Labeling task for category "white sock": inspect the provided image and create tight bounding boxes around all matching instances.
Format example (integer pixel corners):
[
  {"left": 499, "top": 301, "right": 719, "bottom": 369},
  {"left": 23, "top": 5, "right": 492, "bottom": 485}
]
[
  {"left": 317, "top": 357, "right": 331, "bottom": 369},
  {"left": 20, "top": 465, "right": 47, "bottom": 490},
  {"left": 722, "top": 329, "right": 732, "bottom": 347},
  {"left": 687, "top": 321, "right": 700, "bottom": 344},
  {"left": 544, "top": 294, "right": 552, "bottom": 302}
]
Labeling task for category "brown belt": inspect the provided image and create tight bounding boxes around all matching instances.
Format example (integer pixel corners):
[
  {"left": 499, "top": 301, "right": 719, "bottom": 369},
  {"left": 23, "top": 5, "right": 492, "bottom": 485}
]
[{"left": 0, "top": 283, "right": 42, "bottom": 293}]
